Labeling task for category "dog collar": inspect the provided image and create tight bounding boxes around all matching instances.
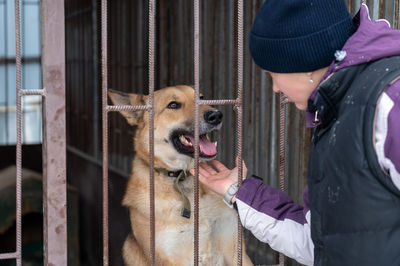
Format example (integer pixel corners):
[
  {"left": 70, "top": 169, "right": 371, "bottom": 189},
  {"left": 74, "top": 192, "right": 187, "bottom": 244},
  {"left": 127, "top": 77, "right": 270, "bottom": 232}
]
[{"left": 155, "top": 168, "right": 192, "bottom": 219}]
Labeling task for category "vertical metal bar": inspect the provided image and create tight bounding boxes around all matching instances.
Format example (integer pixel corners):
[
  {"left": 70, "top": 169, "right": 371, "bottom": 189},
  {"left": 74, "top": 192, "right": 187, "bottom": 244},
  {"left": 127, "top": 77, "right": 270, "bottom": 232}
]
[
  {"left": 236, "top": 0, "right": 244, "bottom": 265},
  {"left": 14, "top": 0, "right": 22, "bottom": 264},
  {"left": 193, "top": 0, "right": 200, "bottom": 265},
  {"left": 394, "top": 0, "right": 399, "bottom": 29},
  {"left": 277, "top": 93, "right": 287, "bottom": 266},
  {"left": 148, "top": 0, "right": 156, "bottom": 265},
  {"left": 41, "top": 0, "right": 67, "bottom": 265},
  {"left": 101, "top": 0, "right": 109, "bottom": 264}
]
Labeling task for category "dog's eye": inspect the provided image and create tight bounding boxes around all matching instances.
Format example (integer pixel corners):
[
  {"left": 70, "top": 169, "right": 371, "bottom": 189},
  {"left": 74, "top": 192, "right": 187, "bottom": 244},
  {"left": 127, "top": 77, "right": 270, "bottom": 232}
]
[{"left": 167, "top": 101, "right": 181, "bottom": 109}]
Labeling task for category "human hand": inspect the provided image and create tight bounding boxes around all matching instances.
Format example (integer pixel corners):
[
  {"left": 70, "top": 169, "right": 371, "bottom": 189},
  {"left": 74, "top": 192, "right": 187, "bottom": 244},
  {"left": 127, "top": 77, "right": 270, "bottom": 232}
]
[{"left": 189, "top": 157, "right": 247, "bottom": 196}]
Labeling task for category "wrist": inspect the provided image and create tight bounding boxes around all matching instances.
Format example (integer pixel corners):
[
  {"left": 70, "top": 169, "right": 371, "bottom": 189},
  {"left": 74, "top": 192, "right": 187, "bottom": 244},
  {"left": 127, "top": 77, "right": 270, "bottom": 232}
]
[{"left": 223, "top": 181, "right": 239, "bottom": 207}]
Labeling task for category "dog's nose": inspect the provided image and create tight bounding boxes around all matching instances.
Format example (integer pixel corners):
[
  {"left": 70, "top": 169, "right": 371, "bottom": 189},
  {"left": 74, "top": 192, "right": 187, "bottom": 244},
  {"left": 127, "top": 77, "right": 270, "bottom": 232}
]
[{"left": 204, "top": 110, "right": 223, "bottom": 125}]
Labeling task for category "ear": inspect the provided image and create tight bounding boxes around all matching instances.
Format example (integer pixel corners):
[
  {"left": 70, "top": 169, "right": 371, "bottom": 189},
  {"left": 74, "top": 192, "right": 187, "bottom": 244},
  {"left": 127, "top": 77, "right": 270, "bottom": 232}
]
[{"left": 108, "top": 89, "right": 147, "bottom": 126}]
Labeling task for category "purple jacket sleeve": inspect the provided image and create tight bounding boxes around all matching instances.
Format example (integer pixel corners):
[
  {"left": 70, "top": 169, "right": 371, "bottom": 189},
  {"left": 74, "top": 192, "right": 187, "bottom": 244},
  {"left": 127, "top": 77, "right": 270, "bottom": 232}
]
[{"left": 236, "top": 177, "right": 313, "bottom": 266}]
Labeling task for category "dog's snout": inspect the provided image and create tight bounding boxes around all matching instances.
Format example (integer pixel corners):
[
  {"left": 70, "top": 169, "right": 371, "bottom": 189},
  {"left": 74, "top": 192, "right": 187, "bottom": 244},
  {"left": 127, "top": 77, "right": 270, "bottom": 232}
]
[{"left": 204, "top": 110, "right": 223, "bottom": 125}]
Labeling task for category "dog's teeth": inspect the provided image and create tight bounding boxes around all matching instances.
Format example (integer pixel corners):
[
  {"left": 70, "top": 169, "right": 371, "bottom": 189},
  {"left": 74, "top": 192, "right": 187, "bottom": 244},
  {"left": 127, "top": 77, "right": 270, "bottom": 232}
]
[
  {"left": 179, "top": 135, "right": 193, "bottom": 146},
  {"left": 206, "top": 134, "right": 210, "bottom": 141},
  {"left": 214, "top": 141, "right": 218, "bottom": 148}
]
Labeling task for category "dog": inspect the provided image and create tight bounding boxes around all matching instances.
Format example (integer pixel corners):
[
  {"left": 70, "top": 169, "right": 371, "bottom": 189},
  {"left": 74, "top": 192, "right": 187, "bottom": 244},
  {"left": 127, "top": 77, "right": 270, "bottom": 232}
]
[{"left": 108, "top": 85, "right": 253, "bottom": 266}]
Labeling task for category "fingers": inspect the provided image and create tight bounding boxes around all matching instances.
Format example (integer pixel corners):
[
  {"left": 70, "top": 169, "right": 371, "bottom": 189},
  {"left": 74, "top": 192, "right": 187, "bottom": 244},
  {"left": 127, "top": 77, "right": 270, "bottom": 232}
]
[
  {"left": 211, "top": 160, "right": 228, "bottom": 172},
  {"left": 199, "top": 162, "right": 217, "bottom": 175},
  {"left": 189, "top": 162, "right": 216, "bottom": 178}
]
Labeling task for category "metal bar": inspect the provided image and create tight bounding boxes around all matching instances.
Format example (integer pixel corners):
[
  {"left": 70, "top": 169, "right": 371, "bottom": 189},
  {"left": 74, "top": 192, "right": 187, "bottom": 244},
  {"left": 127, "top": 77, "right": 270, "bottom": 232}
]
[
  {"left": 193, "top": 0, "right": 200, "bottom": 265},
  {"left": 101, "top": 0, "right": 109, "bottom": 264},
  {"left": 394, "top": 0, "right": 399, "bottom": 29},
  {"left": 0, "top": 252, "right": 19, "bottom": 260},
  {"left": 199, "top": 99, "right": 239, "bottom": 106},
  {"left": 20, "top": 89, "right": 46, "bottom": 96},
  {"left": 14, "top": 0, "right": 22, "bottom": 264},
  {"left": 107, "top": 105, "right": 149, "bottom": 112},
  {"left": 236, "top": 0, "right": 244, "bottom": 265},
  {"left": 41, "top": 0, "right": 68, "bottom": 265},
  {"left": 277, "top": 93, "right": 288, "bottom": 266},
  {"left": 148, "top": 0, "right": 156, "bottom": 265}
]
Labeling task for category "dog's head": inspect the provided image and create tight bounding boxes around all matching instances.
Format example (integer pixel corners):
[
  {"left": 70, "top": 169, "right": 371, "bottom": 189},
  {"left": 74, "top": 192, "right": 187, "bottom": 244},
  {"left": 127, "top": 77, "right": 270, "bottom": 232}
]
[{"left": 108, "top": 85, "right": 222, "bottom": 170}]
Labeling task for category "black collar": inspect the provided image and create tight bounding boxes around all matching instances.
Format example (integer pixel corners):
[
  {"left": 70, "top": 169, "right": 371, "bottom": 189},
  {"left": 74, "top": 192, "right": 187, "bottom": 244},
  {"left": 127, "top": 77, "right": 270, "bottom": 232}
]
[{"left": 154, "top": 168, "right": 192, "bottom": 219}]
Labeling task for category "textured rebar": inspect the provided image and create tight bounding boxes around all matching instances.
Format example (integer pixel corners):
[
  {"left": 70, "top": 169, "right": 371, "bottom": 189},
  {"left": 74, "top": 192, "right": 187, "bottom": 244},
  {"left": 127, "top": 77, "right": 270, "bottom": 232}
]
[
  {"left": 101, "top": 0, "right": 109, "bottom": 265},
  {"left": 0, "top": 253, "right": 18, "bottom": 260},
  {"left": 14, "top": 0, "right": 22, "bottom": 265},
  {"left": 107, "top": 105, "right": 149, "bottom": 112},
  {"left": 193, "top": 0, "right": 200, "bottom": 265},
  {"left": 236, "top": 0, "right": 244, "bottom": 265},
  {"left": 395, "top": 0, "right": 399, "bottom": 29},
  {"left": 148, "top": 0, "right": 156, "bottom": 265},
  {"left": 20, "top": 89, "right": 46, "bottom": 96},
  {"left": 278, "top": 93, "right": 287, "bottom": 266},
  {"left": 199, "top": 99, "right": 238, "bottom": 106}
]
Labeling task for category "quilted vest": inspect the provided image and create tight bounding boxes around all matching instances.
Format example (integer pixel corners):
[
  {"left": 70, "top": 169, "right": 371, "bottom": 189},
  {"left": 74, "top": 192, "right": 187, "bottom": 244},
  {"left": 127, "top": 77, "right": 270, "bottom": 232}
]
[{"left": 308, "top": 56, "right": 400, "bottom": 266}]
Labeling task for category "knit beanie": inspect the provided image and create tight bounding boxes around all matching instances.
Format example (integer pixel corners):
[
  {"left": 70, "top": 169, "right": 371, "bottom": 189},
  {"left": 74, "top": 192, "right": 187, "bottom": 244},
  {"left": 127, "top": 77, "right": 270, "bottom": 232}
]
[{"left": 249, "top": 0, "right": 355, "bottom": 73}]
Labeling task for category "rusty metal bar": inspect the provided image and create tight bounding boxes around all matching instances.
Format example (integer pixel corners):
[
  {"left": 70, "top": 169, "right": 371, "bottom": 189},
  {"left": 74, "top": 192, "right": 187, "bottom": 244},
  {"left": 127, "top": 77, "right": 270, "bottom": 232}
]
[
  {"left": 107, "top": 105, "right": 149, "bottom": 112},
  {"left": 20, "top": 89, "right": 46, "bottom": 96},
  {"left": 41, "top": 0, "right": 68, "bottom": 265},
  {"left": 395, "top": 0, "right": 400, "bottom": 29},
  {"left": 148, "top": 0, "right": 156, "bottom": 265},
  {"left": 236, "top": 0, "right": 244, "bottom": 265},
  {"left": 14, "top": 0, "right": 22, "bottom": 264},
  {"left": 101, "top": 0, "right": 109, "bottom": 264},
  {"left": 199, "top": 99, "right": 239, "bottom": 106},
  {"left": 193, "top": 0, "right": 200, "bottom": 264},
  {"left": 0, "top": 252, "right": 19, "bottom": 260}
]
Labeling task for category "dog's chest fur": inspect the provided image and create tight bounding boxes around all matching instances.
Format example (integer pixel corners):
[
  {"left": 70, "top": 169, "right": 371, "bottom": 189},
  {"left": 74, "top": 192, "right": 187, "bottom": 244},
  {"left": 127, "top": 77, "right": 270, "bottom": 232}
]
[
  {"left": 124, "top": 159, "right": 238, "bottom": 265},
  {"left": 156, "top": 178, "right": 237, "bottom": 265}
]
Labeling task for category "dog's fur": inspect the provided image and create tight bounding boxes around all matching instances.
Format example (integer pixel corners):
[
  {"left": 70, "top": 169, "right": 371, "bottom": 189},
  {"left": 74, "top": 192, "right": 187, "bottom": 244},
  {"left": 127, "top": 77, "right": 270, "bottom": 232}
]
[{"left": 109, "top": 85, "right": 253, "bottom": 266}]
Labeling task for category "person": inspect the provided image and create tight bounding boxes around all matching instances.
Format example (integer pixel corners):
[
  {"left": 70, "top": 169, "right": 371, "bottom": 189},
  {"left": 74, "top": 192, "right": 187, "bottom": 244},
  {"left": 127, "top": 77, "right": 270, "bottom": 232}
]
[{"left": 190, "top": 1, "right": 400, "bottom": 265}]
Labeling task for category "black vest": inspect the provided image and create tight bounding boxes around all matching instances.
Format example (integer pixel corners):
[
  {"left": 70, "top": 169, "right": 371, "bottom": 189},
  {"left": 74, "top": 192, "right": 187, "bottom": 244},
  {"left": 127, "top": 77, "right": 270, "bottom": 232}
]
[{"left": 308, "top": 56, "right": 400, "bottom": 266}]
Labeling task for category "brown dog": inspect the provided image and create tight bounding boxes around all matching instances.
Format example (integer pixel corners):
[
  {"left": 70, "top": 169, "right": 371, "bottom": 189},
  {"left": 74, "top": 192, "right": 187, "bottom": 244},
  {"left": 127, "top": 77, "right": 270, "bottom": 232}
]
[{"left": 109, "top": 85, "right": 253, "bottom": 266}]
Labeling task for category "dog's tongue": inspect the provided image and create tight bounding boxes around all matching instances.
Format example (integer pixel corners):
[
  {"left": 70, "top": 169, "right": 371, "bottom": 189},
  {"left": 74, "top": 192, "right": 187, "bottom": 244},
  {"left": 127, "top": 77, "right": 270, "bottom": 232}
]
[{"left": 185, "top": 135, "right": 216, "bottom": 156}]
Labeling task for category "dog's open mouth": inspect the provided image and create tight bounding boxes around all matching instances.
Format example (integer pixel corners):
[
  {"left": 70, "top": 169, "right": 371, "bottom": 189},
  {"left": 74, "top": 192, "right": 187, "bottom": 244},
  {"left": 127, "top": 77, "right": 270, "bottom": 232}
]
[{"left": 172, "top": 131, "right": 218, "bottom": 158}]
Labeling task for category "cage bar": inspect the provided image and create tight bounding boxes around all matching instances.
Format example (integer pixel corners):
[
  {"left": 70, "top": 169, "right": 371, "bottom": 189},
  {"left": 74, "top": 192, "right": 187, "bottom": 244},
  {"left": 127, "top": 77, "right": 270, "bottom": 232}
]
[
  {"left": 14, "top": 0, "right": 23, "bottom": 264},
  {"left": 148, "top": 0, "right": 157, "bottom": 265},
  {"left": 101, "top": 0, "right": 109, "bottom": 264},
  {"left": 193, "top": 0, "right": 200, "bottom": 265}
]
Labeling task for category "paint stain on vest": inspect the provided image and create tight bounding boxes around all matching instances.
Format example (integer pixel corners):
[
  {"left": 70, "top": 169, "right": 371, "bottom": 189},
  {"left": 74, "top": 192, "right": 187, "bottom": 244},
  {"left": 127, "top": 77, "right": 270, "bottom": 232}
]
[
  {"left": 329, "top": 120, "right": 340, "bottom": 146},
  {"left": 328, "top": 186, "right": 341, "bottom": 203}
]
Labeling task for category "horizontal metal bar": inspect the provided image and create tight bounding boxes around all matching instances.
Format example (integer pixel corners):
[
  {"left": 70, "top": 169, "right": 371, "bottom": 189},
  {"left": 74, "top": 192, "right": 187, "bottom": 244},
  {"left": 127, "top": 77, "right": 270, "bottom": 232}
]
[
  {"left": 20, "top": 89, "right": 45, "bottom": 96},
  {"left": 0, "top": 252, "right": 19, "bottom": 260},
  {"left": 106, "top": 105, "right": 149, "bottom": 112},
  {"left": 199, "top": 99, "right": 239, "bottom": 106}
]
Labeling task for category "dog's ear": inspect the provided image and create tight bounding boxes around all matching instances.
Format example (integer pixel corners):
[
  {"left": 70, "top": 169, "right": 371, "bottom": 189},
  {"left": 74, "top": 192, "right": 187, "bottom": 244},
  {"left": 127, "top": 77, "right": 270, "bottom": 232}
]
[{"left": 108, "top": 90, "right": 147, "bottom": 126}]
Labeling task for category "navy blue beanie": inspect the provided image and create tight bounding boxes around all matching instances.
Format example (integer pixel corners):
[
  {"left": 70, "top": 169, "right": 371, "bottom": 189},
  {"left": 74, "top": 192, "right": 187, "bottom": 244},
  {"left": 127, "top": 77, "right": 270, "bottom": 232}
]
[{"left": 249, "top": 0, "right": 355, "bottom": 73}]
